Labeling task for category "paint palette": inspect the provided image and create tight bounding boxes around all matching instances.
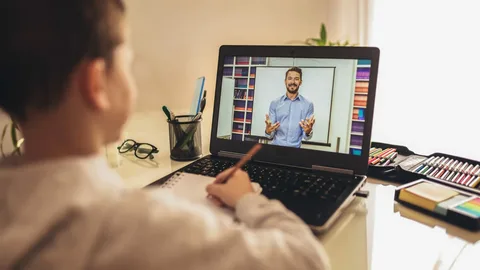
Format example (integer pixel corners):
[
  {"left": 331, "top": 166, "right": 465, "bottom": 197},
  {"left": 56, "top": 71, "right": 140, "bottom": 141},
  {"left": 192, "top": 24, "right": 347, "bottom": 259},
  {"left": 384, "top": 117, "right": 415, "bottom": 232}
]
[{"left": 395, "top": 179, "right": 480, "bottom": 231}]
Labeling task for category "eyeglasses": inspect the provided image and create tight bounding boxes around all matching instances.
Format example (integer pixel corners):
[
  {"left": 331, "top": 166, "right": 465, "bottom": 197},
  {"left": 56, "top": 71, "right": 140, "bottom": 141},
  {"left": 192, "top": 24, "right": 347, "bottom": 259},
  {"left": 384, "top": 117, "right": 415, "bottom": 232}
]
[{"left": 117, "top": 139, "right": 159, "bottom": 160}]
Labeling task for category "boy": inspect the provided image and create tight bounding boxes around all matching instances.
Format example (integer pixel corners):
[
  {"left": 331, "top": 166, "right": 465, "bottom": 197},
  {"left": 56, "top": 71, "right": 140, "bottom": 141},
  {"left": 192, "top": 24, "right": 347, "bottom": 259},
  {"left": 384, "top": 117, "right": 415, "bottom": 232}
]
[{"left": 0, "top": 1, "right": 330, "bottom": 269}]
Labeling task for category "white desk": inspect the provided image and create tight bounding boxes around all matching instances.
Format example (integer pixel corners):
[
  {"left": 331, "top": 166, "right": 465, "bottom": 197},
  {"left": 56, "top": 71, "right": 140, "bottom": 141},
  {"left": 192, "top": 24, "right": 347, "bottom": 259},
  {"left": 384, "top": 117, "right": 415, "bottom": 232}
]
[{"left": 112, "top": 111, "right": 480, "bottom": 270}]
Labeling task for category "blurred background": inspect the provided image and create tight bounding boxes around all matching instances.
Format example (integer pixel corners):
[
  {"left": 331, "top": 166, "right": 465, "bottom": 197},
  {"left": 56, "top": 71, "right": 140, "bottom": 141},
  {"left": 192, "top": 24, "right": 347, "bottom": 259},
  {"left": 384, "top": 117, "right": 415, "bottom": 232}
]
[{"left": 1, "top": 0, "right": 479, "bottom": 160}]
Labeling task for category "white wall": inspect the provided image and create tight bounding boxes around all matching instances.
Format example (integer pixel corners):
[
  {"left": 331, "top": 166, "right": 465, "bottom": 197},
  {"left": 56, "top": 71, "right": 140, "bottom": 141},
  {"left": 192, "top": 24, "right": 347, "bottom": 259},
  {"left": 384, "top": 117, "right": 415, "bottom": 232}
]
[
  {"left": 302, "top": 59, "right": 356, "bottom": 153},
  {"left": 324, "top": 0, "right": 366, "bottom": 45},
  {"left": 1, "top": 0, "right": 330, "bottom": 157},
  {"left": 125, "top": 0, "right": 329, "bottom": 142}
]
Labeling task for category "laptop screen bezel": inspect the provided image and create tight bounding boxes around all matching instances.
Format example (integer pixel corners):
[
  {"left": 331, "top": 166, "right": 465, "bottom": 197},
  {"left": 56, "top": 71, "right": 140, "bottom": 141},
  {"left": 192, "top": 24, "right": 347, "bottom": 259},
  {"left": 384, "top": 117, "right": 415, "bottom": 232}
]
[{"left": 209, "top": 45, "right": 380, "bottom": 175}]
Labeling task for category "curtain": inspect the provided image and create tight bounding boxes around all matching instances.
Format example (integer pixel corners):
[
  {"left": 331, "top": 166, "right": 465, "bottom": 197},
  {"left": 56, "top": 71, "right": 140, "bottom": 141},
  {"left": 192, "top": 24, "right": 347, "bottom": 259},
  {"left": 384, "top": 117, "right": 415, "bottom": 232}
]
[{"left": 367, "top": 0, "right": 480, "bottom": 160}]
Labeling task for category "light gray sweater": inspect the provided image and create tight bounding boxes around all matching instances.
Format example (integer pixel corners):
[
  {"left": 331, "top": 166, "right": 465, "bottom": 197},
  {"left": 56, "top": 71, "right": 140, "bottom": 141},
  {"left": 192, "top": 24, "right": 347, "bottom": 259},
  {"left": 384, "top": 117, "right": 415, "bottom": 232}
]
[{"left": 0, "top": 155, "right": 330, "bottom": 270}]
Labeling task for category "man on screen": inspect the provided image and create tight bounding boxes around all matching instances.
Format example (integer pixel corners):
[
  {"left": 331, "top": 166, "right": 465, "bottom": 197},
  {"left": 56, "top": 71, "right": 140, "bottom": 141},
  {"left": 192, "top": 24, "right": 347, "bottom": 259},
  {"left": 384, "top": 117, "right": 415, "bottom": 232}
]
[{"left": 265, "top": 67, "right": 315, "bottom": 148}]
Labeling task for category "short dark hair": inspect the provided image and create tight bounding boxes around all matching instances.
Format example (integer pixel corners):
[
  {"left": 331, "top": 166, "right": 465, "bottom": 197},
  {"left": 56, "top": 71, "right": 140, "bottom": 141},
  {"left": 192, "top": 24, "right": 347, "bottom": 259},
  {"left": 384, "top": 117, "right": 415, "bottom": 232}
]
[
  {"left": 0, "top": 0, "right": 126, "bottom": 122},
  {"left": 285, "top": 67, "right": 302, "bottom": 80}
]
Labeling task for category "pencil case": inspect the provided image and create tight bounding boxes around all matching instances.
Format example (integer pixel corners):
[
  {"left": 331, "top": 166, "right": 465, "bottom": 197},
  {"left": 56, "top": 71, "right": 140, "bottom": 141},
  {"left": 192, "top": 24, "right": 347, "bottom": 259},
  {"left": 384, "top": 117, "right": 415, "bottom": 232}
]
[
  {"left": 398, "top": 152, "right": 480, "bottom": 196},
  {"left": 394, "top": 179, "right": 480, "bottom": 232},
  {"left": 367, "top": 141, "right": 427, "bottom": 183},
  {"left": 367, "top": 142, "right": 480, "bottom": 196}
]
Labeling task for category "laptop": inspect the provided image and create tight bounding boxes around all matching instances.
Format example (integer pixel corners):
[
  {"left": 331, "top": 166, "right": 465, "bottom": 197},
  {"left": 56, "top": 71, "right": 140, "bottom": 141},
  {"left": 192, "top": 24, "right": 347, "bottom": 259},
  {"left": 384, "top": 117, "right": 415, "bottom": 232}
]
[{"left": 148, "top": 45, "right": 380, "bottom": 233}]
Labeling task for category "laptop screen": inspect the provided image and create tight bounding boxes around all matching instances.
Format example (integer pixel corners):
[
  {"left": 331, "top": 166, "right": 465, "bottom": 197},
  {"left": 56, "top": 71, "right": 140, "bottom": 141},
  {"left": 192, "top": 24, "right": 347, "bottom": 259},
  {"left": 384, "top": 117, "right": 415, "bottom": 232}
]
[{"left": 216, "top": 56, "right": 371, "bottom": 157}]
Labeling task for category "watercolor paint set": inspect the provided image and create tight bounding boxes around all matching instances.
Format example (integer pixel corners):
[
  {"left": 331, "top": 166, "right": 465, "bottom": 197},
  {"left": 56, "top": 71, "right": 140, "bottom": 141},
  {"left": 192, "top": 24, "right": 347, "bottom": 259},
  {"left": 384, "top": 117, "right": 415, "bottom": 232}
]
[{"left": 395, "top": 179, "right": 480, "bottom": 231}]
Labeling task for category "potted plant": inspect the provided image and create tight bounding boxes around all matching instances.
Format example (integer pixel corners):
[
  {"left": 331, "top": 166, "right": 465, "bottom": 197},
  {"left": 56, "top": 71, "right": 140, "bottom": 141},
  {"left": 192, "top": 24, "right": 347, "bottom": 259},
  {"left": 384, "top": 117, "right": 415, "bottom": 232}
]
[{"left": 301, "top": 23, "right": 356, "bottom": 47}]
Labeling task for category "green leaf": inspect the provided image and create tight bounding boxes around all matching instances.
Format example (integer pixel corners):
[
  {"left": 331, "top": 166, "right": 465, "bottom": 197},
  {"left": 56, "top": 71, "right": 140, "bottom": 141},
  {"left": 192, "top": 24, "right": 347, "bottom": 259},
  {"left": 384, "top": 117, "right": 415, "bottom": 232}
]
[
  {"left": 320, "top": 23, "right": 327, "bottom": 43},
  {"left": 343, "top": 40, "right": 350, "bottom": 46},
  {"left": 305, "top": 38, "right": 325, "bottom": 46}
]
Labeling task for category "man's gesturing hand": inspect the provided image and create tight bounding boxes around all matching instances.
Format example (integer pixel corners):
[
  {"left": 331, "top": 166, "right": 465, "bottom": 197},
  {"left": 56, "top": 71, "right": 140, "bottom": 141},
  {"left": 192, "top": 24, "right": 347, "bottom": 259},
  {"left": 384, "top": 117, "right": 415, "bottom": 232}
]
[
  {"left": 300, "top": 115, "right": 315, "bottom": 135},
  {"left": 265, "top": 114, "right": 280, "bottom": 134}
]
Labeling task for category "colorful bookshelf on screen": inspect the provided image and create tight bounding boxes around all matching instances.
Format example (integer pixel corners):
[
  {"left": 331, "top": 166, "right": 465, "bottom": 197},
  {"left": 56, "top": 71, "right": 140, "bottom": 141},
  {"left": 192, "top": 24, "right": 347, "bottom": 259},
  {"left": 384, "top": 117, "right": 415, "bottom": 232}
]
[{"left": 349, "top": 59, "right": 371, "bottom": 156}]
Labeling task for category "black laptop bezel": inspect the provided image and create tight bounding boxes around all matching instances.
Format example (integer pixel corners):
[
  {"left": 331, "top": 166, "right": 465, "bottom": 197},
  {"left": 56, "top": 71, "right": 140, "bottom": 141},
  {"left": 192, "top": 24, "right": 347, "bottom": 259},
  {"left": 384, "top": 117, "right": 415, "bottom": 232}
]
[{"left": 210, "top": 45, "right": 379, "bottom": 176}]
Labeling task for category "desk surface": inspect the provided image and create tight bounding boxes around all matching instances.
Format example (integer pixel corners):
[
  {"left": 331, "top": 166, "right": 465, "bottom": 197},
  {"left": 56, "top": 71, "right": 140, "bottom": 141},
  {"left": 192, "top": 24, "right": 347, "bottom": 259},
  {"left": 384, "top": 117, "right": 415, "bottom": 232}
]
[{"left": 111, "top": 111, "right": 480, "bottom": 270}]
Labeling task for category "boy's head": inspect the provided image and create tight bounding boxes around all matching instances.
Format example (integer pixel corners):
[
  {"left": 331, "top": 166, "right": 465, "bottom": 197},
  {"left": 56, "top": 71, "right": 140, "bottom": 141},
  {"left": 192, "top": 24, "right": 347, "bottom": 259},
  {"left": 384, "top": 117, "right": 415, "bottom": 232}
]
[{"left": 0, "top": 0, "right": 136, "bottom": 147}]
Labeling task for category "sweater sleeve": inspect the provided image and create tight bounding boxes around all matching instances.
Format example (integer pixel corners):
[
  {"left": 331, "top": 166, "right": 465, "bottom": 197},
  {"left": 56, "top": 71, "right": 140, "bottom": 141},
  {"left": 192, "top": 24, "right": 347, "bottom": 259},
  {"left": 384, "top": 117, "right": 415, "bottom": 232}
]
[{"left": 88, "top": 190, "right": 331, "bottom": 270}]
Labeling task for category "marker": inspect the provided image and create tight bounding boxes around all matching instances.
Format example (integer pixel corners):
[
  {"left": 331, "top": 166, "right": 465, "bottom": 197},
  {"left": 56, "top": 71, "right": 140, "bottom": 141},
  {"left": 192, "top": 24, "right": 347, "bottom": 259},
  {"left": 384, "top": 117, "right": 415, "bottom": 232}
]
[
  {"left": 438, "top": 158, "right": 450, "bottom": 169},
  {"left": 162, "top": 105, "right": 172, "bottom": 121},
  {"left": 423, "top": 156, "right": 436, "bottom": 165},
  {"left": 453, "top": 171, "right": 463, "bottom": 183},
  {"left": 424, "top": 166, "right": 435, "bottom": 175},
  {"left": 414, "top": 164, "right": 426, "bottom": 173},
  {"left": 372, "top": 148, "right": 389, "bottom": 156},
  {"left": 468, "top": 176, "right": 480, "bottom": 188},
  {"left": 447, "top": 171, "right": 457, "bottom": 181},
  {"left": 378, "top": 148, "right": 396, "bottom": 159},
  {"left": 371, "top": 158, "right": 382, "bottom": 165},
  {"left": 456, "top": 173, "right": 466, "bottom": 184},
  {"left": 461, "top": 174, "right": 472, "bottom": 185},
  {"left": 453, "top": 162, "right": 464, "bottom": 173},
  {"left": 429, "top": 156, "right": 440, "bottom": 167},
  {"left": 448, "top": 160, "right": 459, "bottom": 171},
  {"left": 371, "top": 148, "right": 384, "bottom": 156},
  {"left": 455, "top": 163, "right": 469, "bottom": 183},
  {"left": 460, "top": 163, "right": 469, "bottom": 173},
  {"left": 465, "top": 164, "right": 475, "bottom": 175},
  {"left": 444, "top": 159, "right": 454, "bottom": 169},
  {"left": 470, "top": 165, "right": 480, "bottom": 175},
  {"left": 435, "top": 168, "right": 446, "bottom": 179},
  {"left": 434, "top": 157, "right": 445, "bottom": 167},
  {"left": 412, "top": 157, "right": 434, "bottom": 172},
  {"left": 419, "top": 165, "right": 430, "bottom": 174},
  {"left": 474, "top": 167, "right": 480, "bottom": 177},
  {"left": 466, "top": 167, "right": 480, "bottom": 186},
  {"left": 429, "top": 167, "right": 440, "bottom": 177},
  {"left": 442, "top": 171, "right": 451, "bottom": 180}
]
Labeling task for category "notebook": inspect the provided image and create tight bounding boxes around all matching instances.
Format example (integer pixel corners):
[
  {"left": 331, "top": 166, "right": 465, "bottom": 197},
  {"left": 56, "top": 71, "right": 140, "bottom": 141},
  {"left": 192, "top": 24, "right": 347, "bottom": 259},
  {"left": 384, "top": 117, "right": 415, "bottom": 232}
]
[
  {"left": 156, "top": 172, "right": 262, "bottom": 224},
  {"left": 399, "top": 181, "right": 459, "bottom": 211}
]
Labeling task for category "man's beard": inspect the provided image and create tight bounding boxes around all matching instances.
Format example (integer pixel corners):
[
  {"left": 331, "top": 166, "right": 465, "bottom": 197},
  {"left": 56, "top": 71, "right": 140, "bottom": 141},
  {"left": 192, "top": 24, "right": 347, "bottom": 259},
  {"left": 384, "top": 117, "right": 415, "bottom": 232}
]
[{"left": 287, "top": 83, "right": 299, "bottom": 94}]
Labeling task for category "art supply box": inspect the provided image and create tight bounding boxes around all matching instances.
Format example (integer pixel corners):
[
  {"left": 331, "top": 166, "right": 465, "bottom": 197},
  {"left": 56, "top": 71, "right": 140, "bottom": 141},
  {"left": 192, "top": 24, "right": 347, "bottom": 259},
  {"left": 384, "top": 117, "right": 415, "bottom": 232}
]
[
  {"left": 394, "top": 179, "right": 480, "bottom": 231},
  {"left": 367, "top": 142, "right": 480, "bottom": 196}
]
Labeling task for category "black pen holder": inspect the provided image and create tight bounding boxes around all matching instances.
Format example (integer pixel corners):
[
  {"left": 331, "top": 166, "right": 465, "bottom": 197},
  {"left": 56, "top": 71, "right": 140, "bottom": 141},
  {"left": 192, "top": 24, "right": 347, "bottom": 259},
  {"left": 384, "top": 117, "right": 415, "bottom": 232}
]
[{"left": 168, "top": 115, "right": 202, "bottom": 161}]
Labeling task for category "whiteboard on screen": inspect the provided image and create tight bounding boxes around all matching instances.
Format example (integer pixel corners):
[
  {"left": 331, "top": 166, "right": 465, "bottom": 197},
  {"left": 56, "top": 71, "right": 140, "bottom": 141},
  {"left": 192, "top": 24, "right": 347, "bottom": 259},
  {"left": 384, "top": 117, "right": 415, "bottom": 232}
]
[
  {"left": 217, "top": 77, "right": 235, "bottom": 137},
  {"left": 251, "top": 67, "right": 335, "bottom": 144}
]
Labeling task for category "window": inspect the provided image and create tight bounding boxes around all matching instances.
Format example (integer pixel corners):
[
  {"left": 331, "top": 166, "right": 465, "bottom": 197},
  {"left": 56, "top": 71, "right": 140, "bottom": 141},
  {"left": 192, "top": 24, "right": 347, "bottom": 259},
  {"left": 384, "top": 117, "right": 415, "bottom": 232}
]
[{"left": 368, "top": 0, "right": 480, "bottom": 160}]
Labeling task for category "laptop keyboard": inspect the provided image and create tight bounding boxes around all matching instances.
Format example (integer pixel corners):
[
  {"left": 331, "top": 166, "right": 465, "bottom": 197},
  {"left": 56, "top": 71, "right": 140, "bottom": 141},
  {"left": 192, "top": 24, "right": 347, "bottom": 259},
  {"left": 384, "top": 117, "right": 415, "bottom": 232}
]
[{"left": 181, "top": 156, "right": 359, "bottom": 204}]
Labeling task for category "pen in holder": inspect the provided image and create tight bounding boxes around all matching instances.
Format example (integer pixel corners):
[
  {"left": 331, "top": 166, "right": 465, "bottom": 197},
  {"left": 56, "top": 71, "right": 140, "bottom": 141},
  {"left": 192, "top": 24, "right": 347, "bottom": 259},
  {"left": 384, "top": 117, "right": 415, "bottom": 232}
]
[{"left": 168, "top": 115, "right": 202, "bottom": 161}]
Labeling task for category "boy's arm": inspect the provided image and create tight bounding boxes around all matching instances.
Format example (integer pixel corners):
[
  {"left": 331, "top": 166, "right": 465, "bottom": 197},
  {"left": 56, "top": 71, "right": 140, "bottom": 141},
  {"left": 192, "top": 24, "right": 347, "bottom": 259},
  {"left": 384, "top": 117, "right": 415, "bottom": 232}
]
[{"left": 89, "top": 190, "right": 330, "bottom": 270}]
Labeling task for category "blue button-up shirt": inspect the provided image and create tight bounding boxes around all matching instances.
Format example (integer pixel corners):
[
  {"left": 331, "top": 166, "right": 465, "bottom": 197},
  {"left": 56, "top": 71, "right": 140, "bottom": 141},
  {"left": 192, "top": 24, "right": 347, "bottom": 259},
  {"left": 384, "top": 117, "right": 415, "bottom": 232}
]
[{"left": 265, "top": 94, "right": 314, "bottom": 148}]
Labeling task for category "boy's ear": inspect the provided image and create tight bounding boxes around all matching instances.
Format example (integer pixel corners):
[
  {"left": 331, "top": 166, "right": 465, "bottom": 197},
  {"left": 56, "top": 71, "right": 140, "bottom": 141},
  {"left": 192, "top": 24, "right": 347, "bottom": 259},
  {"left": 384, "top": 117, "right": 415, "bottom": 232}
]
[{"left": 80, "top": 59, "right": 110, "bottom": 111}]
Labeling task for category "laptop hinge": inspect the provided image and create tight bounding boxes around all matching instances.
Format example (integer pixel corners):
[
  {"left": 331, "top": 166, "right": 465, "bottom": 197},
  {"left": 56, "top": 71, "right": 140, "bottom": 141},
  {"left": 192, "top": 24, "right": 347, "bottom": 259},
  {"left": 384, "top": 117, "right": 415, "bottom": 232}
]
[
  {"left": 312, "top": 165, "right": 354, "bottom": 176},
  {"left": 218, "top": 151, "right": 246, "bottom": 159}
]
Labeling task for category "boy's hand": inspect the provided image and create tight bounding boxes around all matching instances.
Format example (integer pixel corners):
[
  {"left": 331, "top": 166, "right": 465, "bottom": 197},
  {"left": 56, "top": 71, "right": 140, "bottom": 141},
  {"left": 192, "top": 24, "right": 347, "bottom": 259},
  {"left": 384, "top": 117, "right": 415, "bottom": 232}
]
[{"left": 206, "top": 168, "right": 254, "bottom": 208}]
